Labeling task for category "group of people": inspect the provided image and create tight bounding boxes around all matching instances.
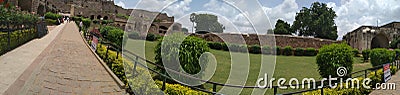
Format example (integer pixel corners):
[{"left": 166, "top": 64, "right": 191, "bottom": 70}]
[{"left": 57, "top": 16, "right": 70, "bottom": 24}]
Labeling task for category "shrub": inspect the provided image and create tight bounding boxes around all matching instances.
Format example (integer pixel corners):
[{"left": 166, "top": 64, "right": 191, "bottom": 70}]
[
  {"left": 100, "top": 26, "right": 124, "bottom": 46},
  {"left": 227, "top": 44, "right": 247, "bottom": 53},
  {"left": 362, "top": 49, "right": 370, "bottom": 62},
  {"left": 248, "top": 45, "right": 261, "bottom": 54},
  {"left": 282, "top": 46, "right": 293, "bottom": 56},
  {"left": 44, "top": 12, "right": 61, "bottom": 20},
  {"left": 146, "top": 33, "right": 159, "bottom": 41},
  {"left": 369, "top": 48, "right": 395, "bottom": 67},
  {"left": 155, "top": 33, "right": 210, "bottom": 75},
  {"left": 155, "top": 81, "right": 209, "bottom": 95},
  {"left": 294, "top": 48, "right": 304, "bottom": 56},
  {"left": 82, "top": 18, "right": 91, "bottom": 28},
  {"left": 45, "top": 19, "right": 57, "bottom": 25},
  {"left": 221, "top": 43, "right": 229, "bottom": 51},
  {"left": 304, "top": 48, "right": 317, "bottom": 56},
  {"left": 316, "top": 43, "right": 354, "bottom": 78},
  {"left": 208, "top": 42, "right": 223, "bottom": 50},
  {"left": 352, "top": 49, "right": 360, "bottom": 57},
  {"left": 128, "top": 32, "right": 140, "bottom": 39},
  {"left": 273, "top": 46, "right": 282, "bottom": 55},
  {"left": 96, "top": 44, "right": 126, "bottom": 83},
  {"left": 261, "top": 46, "right": 272, "bottom": 55}
]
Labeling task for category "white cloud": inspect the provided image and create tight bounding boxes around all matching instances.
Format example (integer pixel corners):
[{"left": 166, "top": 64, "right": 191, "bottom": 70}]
[
  {"left": 332, "top": 0, "right": 400, "bottom": 40},
  {"left": 116, "top": 1, "right": 126, "bottom": 8},
  {"left": 263, "top": 0, "right": 299, "bottom": 26}
]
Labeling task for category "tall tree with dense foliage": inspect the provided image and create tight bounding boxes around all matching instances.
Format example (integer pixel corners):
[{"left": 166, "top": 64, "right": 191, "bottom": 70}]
[
  {"left": 292, "top": 2, "right": 338, "bottom": 40},
  {"left": 190, "top": 13, "right": 225, "bottom": 33},
  {"left": 273, "top": 19, "right": 292, "bottom": 35}
]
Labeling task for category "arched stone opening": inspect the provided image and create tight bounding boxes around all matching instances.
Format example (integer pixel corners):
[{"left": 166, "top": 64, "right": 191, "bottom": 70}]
[
  {"left": 90, "top": 15, "right": 95, "bottom": 20},
  {"left": 103, "top": 16, "right": 109, "bottom": 20},
  {"left": 371, "top": 34, "right": 389, "bottom": 49},
  {"left": 97, "top": 15, "right": 102, "bottom": 19}
]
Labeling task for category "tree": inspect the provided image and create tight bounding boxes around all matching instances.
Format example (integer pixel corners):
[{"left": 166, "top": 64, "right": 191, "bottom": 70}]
[
  {"left": 190, "top": 13, "right": 225, "bottom": 33},
  {"left": 273, "top": 19, "right": 292, "bottom": 35},
  {"left": 292, "top": 2, "right": 338, "bottom": 40}
]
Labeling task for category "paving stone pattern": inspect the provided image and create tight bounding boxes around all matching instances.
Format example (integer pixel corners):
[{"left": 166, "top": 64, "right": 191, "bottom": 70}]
[{"left": 19, "top": 23, "right": 125, "bottom": 95}]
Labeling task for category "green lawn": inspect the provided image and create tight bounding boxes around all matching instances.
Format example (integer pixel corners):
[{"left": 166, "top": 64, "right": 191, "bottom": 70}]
[{"left": 124, "top": 39, "right": 372, "bottom": 95}]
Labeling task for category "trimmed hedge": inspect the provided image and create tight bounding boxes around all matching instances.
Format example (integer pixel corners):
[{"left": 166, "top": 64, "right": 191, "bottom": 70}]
[
  {"left": 155, "top": 81, "right": 209, "bottom": 95},
  {"left": 128, "top": 32, "right": 140, "bottom": 39},
  {"left": 362, "top": 49, "right": 370, "bottom": 62},
  {"left": 304, "top": 48, "right": 317, "bottom": 56},
  {"left": 294, "top": 48, "right": 304, "bottom": 56},
  {"left": 316, "top": 43, "right": 354, "bottom": 78},
  {"left": 369, "top": 48, "right": 395, "bottom": 67},
  {"left": 282, "top": 46, "right": 293, "bottom": 56},
  {"left": 261, "top": 46, "right": 272, "bottom": 55},
  {"left": 205, "top": 42, "right": 318, "bottom": 56},
  {"left": 248, "top": 45, "right": 261, "bottom": 54},
  {"left": 96, "top": 44, "right": 126, "bottom": 83},
  {"left": 44, "top": 12, "right": 62, "bottom": 20},
  {"left": 146, "top": 33, "right": 160, "bottom": 41},
  {"left": 0, "top": 29, "right": 37, "bottom": 55}
]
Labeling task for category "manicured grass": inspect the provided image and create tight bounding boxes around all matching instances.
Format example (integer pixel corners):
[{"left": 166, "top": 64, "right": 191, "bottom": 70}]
[{"left": 124, "top": 39, "right": 373, "bottom": 95}]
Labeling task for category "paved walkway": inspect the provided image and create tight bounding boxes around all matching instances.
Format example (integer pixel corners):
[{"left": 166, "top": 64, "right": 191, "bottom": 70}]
[
  {"left": 2, "top": 22, "right": 125, "bottom": 94},
  {"left": 369, "top": 71, "right": 400, "bottom": 95},
  {"left": 0, "top": 23, "right": 66, "bottom": 94}
]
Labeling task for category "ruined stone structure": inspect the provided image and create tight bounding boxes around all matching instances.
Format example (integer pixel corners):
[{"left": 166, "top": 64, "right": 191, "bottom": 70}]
[
  {"left": 10, "top": 0, "right": 181, "bottom": 33},
  {"left": 343, "top": 22, "right": 400, "bottom": 51},
  {"left": 193, "top": 33, "right": 341, "bottom": 49},
  {"left": 128, "top": 9, "right": 182, "bottom": 36}
]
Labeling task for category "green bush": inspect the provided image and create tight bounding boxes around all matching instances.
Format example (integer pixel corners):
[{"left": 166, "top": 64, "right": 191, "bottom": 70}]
[
  {"left": 316, "top": 43, "right": 354, "bottom": 78},
  {"left": 155, "top": 33, "right": 210, "bottom": 75},
  {"left": 0, "top": 29, "right": 37, "bottom": 55},
  {"left": 96, "top": 44, "right": 126, "bottom": 83},
  {"left": 294, "top": 48, "right": 304, "bottom": 56},
  {"left": 45, "top": 19, "right": 57, "bottom": 25},
  {"left": 208, "top": 42, "right": 224, "bottom": 50},
  {"left": 227, "top": 44, "right": 247, "bottom": 53},
  {"left": 362, "top": 49, "right": 370, "bottom": 62},
  {"left": 221, "top": 43, "right": 229, "bottom": 51},
  {"left": 282, "top": 46, "right": 293, "bottom": 56},
  {"left": 369, "top": 48, "right": 395, "bottom": 67},
  {"left": 155, "top": 81, "right": 209, "bottom": 95},
  {"left": 304, "top": 48, "right": 317, "bottom": 56},
  {"left": 82, "top": 18, "right": 91, "bottom": 28},
  {"left": 273, "top": 46, "right": 282, "bottom": 55},
  {"left": 248, "top": 45, "right": 261, "bottom": 54},
  {"left": 146, "top": 33, "right": 159, "bottom": 41},
  {"left": 352, "top": 49, "right": 360, "bottom": 57},
  {"left": 100, "top": 26, "right": 124, "bottom": 46},
  {"left": 261, "top": 46, "right": 272, "bottom": 55},
  {"left": 44, "top": 12, "right": 61, "bottom": 20},
  {"left": 128, "top": 32, "right": 140, "bottom": 39}
]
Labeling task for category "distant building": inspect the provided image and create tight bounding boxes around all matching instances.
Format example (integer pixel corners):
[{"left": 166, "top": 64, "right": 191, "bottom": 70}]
[
  {"left": 10, "top": 0, "right": 181, "bottom": 34},
  {"left": 343, "top": 22, "right": 400, "bottom": 51}
]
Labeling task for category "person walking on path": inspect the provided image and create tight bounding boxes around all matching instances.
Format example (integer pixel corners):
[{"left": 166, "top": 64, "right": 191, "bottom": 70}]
[{"left": 79, "top": 21, "right": 83, "bottom": 32}]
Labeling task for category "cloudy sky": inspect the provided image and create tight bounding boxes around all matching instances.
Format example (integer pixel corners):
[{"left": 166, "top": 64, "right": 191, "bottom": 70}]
[{"left": 114, "top": 0, "right": 400, "bottom": 40}]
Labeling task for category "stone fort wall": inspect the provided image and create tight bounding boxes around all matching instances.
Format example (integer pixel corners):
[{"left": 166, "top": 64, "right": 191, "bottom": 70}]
[{"left": 193, "top": 33, "right": 341, "bottom": 49}]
